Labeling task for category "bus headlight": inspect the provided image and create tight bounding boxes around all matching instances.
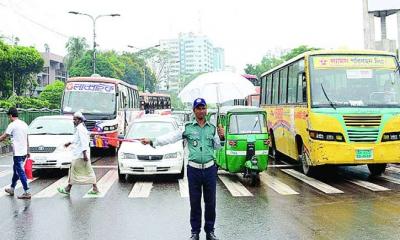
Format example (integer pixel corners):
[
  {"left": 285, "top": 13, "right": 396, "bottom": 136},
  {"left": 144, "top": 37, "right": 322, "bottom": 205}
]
[
  {"left": 382, "top": 132, "right": 400, "bottom": 142},
  {"left": 309, "top": 130, "right": 345, "bottom": 142},
  {"left": 103, "top": 124, "right": 118, "bottom": 131}
]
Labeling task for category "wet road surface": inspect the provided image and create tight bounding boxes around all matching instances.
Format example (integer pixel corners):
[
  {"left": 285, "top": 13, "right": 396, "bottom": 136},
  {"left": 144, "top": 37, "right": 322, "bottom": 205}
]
[{"left": 0, "top": 152, "right": 400, "bottom": 240}]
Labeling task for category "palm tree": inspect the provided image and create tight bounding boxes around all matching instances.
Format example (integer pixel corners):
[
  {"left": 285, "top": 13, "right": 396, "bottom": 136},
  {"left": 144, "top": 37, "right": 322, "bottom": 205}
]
[{"left": 65, "top": 37, "right": 89, "bottom": 70}]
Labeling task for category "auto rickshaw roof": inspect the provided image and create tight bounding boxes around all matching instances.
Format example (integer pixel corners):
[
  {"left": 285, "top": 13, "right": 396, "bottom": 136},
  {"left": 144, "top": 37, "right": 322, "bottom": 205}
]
[{"left": 219, "top": 106, "right": 265, "bottom": 115}]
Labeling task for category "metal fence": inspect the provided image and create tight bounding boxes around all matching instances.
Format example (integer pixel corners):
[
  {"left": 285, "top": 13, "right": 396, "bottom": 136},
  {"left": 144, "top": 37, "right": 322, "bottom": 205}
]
[{"left": 0, "top": 108, "right": 61, "bottom": 133}]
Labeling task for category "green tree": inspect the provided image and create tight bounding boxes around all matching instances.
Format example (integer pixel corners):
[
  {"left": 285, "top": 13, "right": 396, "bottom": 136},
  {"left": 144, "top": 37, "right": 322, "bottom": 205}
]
[
  {"left": 65, "top": 37, "right": 89, "bottom": 70},
  {"left": 9, "top": 45, "right": 43, "bottom": 96},
  {"left": 281, "top": 45, "right": 320, "bottom": 61},
  {"left": 39, "top": 80, "right": 65, "bottom": 109},
  {"left": 244, "top": 45, "right": 320, "bottom": 77},
  {"left": 0, "top": 40, "right": 11, "bottom": 97}
]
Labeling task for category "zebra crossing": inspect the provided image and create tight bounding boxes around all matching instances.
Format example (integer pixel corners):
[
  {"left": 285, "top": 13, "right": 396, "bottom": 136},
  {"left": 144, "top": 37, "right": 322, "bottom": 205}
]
[{"left": 0, "top": 165, "right": 400, "bottom": 199}]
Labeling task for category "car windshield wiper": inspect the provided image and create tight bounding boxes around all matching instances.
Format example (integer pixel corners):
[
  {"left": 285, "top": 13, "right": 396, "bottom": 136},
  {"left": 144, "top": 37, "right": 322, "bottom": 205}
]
[{"left": 320, "top": 83, "right": 336, "bottom": 110}]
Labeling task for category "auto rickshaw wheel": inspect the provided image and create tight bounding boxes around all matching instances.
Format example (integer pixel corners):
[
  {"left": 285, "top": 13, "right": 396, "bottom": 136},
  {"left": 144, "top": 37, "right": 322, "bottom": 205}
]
[
  {"left": 269, "top": 132, "right": 282, "bottom": 161},
  {"left": 300, "top": 145, "right": 316, "bottom": 176},
  {"left": 250, "top": 173, "right": 260, "bottom": 187}
]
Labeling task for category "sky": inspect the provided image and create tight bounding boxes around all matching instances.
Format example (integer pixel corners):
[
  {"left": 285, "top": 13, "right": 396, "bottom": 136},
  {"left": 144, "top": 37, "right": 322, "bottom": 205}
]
[{"left": 0, "top": 0, "right": 399, "bottom": 73}]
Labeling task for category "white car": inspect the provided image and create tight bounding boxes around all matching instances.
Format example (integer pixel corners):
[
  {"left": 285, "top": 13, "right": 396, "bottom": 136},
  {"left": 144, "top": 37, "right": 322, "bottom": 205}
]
[
  {"left": 28, "top": 115, "right": 75, "bottom": 170},
  {"left": 118, "top": 116, "right": 184, "bottom": 180}
]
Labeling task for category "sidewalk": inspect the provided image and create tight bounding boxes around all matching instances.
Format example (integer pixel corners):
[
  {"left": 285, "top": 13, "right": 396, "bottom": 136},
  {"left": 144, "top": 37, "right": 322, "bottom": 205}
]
[{"left": 0, "top": 143, "right": 12, "bottom": 155}]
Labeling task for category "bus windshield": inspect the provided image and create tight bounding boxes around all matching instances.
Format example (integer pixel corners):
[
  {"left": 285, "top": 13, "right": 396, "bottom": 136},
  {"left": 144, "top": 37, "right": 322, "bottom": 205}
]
[
  {"left": 62, "top": 82, "right": 117, "bottom": 115},
  {"left": 310, "top": 55, "right": 400, "bottom": 108},
  {"left": 63, "top": 91, "right": 116, "bottom": 114}
]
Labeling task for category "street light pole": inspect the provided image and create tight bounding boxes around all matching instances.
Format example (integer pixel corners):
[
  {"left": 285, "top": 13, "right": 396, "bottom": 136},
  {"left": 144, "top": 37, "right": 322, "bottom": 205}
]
[
  {"left": 68, "top": 11, "right": 120, "bottom": 74},
  {"left": 127, "top": 44, "right": 160, "bottom": 92}
]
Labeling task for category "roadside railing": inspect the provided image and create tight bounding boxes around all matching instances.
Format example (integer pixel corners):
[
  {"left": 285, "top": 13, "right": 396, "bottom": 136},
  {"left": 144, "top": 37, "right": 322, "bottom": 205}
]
[{"left": 0, "top": 108, "right": 61, "bottom": 134}]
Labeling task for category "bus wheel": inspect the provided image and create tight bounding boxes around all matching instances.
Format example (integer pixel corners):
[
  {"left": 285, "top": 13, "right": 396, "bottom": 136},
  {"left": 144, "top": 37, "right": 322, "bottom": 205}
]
[
  {"left": 300, "top": 145, "right": 316, "bottom": 176},
  {"left": 367, "top": 164, "right": 387, "bottom": 176}
]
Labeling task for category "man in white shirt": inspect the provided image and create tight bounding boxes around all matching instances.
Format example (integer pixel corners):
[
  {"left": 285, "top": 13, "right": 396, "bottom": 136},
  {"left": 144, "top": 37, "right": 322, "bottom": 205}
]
[
  {"left": 58, "top": 111, "right": 99, "bottom": 195},
  {"left": 0, "top": 107, "right": 31, "bottom": 199}
]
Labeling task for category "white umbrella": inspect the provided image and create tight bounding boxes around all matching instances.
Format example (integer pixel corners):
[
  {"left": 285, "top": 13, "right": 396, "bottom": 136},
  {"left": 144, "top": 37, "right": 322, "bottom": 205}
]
[{"left": 178, "top": 71, "right": 256, "bottom": 104}]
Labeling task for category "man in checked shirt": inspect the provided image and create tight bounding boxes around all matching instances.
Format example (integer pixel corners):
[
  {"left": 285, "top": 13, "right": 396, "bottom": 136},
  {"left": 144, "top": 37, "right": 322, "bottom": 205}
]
[{"left": 141, "top": 98, "right": 225, "bottom": 240}]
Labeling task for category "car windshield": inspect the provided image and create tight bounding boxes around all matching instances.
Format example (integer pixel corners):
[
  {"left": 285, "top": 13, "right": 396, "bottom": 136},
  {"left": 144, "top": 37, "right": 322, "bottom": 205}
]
[
  {"left": 229, "top": 113, "right": 266, "bottom": 134},
  {"left": 126, "top": 121, "right": 176, "bottom": 139},
  {"left": 310, "top": 55, "right": 400, "bottom": 108},
  {"left": 29, "top": 118, "right": 74, "bottom": 135}
]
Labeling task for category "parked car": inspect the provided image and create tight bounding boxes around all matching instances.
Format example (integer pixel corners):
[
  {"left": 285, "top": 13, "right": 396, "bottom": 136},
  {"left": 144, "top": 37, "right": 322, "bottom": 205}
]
[
  {"left": 28, "top": 115, "right": 75, "bottom": 170},
  {"left": 118, "top": 116, "right": 184, "bottom": 181}
]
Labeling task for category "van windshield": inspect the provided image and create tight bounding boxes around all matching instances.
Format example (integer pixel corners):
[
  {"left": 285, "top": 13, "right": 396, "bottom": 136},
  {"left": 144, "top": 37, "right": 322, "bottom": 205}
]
[{"left": 229, "top": 114, "right": 266, "bottom": 134}]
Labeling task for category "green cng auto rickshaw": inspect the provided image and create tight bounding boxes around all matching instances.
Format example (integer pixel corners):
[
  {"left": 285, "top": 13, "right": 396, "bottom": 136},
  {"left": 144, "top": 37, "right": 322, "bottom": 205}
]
[{"left": 213, "top": 106, "right": 269, "bottom": 186}]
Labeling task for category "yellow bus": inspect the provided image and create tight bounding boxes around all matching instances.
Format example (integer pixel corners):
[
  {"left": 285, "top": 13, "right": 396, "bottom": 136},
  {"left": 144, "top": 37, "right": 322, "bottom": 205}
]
[{"left": 260, "top": 50, "right": 400, "bottom": 176}]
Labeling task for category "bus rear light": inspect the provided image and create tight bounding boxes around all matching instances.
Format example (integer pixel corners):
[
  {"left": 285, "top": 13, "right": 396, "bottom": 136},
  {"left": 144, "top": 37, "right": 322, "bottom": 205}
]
[
  {"left": 309, "top": 130, "right": 345, "bottom": 142},
  {"left": 228, "top": 140, "right": 237, "bottom": 147},
  {"left": 263, "top": 139, "right": 271, "bottom": 146},
  {"left": 382, "top": 132, "right": 400, "bottom": 142}
]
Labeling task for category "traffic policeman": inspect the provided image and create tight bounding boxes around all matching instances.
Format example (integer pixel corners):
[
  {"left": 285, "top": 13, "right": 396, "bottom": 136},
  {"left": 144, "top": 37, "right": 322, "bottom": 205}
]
[{"left": 141, "top": 98, "right": 224, "bottom": 240}]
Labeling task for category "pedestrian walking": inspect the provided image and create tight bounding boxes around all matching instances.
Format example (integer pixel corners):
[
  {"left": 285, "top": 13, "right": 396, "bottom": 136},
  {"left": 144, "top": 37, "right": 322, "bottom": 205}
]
[
  {"left": 0, "top": 107, "right": 31, "bottom": 199},
  {"left": 141, "top": 98, "right": 224, "bottom": 240},
  {"left": 57, "top": 111, "right": 99, "bottom": 195}
]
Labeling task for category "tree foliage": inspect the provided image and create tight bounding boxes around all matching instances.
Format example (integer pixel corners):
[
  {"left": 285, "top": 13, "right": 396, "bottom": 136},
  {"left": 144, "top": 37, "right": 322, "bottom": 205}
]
[
  {"left": 68, "top": 50, "right": 157, "bottom": 92},
  {"left": 65, "top": 37, "right": 89, "bottom": 70},
  {"left": 244, "top": 45, "right": 320, "bottom": 77},
  {"left": 0, "top": 96, "right": 50, "bottom": 109},
  {"left": 0, "top": 40, "right": 44, "bottom": 97},
  {"left": 39, "top": 80, "right": 65, "bottom": 109}
]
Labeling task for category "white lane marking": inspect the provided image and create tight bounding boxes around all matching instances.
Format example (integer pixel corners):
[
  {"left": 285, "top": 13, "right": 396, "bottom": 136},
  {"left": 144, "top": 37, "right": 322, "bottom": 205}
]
[
  {"left": 0, "top": 165, "right": 11, "bottom": 168},
  {"left": 260, "top": 172, "right": 299, "bottom": 195},
  {"left": 0, "top": 178, "right": 37, "bottom": 198},
  {"left": 267, "top": 164, "right": 298, "bottom": 168},
  {"left": 0, "top": 170, "right": 13, "bottom": 178},
  {"left": 378, "top": 175, "right": 400, "bottom": 185},
  {"left": 84, "top": 170, "right": 118, "bottom": 198},
  {"left": 128, "top": 182, "right": 153, "bottom": 198},
  {"left": 33, "top": 176, "right": 69, "bottom": 198},
  {"left": 281, "top": 169, "right": 344, "bottom": 194},
  {"left": 178, "top": 179, "right": 189, "bottom": 198},
  {"left": 346, "top": 178, "right": 390, "bottom": 191},
  {"left": 218, "top": 175, "right": 253, "bottom": 197},
  {"left": 386, "top": 166, "right": 400, "bottom": 174}
]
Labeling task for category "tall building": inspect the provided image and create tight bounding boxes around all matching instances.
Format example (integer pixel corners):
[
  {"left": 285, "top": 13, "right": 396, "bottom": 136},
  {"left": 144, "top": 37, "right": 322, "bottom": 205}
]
[
  {"left": 36, "top": 51, "right": 67, "bottom": 94},
  {"left": 159, "top": 32, "right": 225, "bottom": 92},
  {"left": 213, "top": 47, "right": 225, "bottom": 72}
]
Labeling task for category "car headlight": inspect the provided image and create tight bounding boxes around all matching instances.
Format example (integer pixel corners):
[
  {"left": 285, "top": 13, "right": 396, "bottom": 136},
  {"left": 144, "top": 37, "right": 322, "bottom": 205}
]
[
  {"left": 164, "top": 152, "right": 178, "bottom": 159},
  {"left": 120, "top": 153, "right": 137, "bottom": 159},
  {"left": 103, "top": 124, "right": 118, "bottom": 131},
  {"left": 309, "top": 130, "right": 345, "bottom": 142},
  {"left": 382, "top": 132, "right": 400, "bottom": 142}
]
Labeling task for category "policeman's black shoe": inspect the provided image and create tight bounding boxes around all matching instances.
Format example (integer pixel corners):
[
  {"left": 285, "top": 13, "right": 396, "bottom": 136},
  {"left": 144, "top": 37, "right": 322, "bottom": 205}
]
[
  {"left": 189, "top": 233, "right": 199, "bottom": 240},
  {"left": 206, "top": 232, "right": 219, "bottom": 240}
]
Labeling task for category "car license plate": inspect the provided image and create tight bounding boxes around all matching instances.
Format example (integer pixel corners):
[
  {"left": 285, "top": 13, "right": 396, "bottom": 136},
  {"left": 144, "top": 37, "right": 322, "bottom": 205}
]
[
  {"left": 144, "top": 166, "right": 156, "bottom": 172},
  {"left": 355, "top": 149, "right": 373, "bottom": 160},
  {"left": 34, "top": 157, "right": 47, "bottom": 163}
]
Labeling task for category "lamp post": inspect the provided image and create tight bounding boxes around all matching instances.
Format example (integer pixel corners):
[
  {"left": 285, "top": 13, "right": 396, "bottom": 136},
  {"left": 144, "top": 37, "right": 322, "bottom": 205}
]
[
  {"left": 127, "top": 44, "right": 160, "bottom": 92},
  {"left": 68, "top": 11, "right": 120, "bottom": 74}
]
